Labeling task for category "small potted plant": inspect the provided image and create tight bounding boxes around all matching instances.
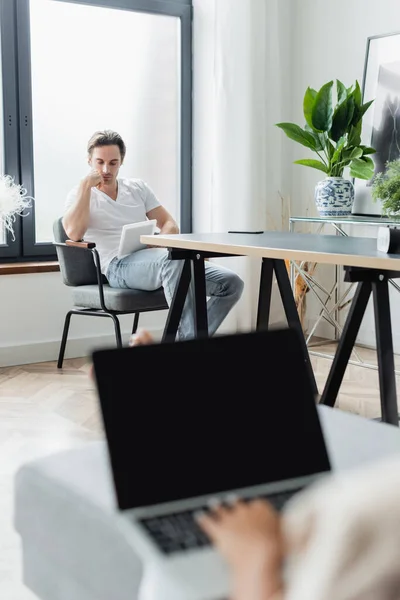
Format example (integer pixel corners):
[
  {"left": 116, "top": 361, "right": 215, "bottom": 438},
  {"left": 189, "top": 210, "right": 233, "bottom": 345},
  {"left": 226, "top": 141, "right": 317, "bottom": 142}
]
[
  {"left": 371, "top": 159, "right": 400, "bottom": 216},
  {"left": 276, "top": 80, "right": 376, "bottom": 216}
]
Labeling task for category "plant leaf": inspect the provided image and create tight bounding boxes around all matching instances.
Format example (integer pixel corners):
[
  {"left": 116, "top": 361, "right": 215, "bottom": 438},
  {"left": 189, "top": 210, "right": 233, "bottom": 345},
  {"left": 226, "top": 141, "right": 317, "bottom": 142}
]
[
  {"left": 349, "top": 157, "right": 375, "bottom": 179},
  {"left": 352, "top": 98, "right": 374, "bottom": 126},
  {"left": 360, "top": 145, "right": 376, "bottom": 155},
  {"left": 348, "top": 122, "right": 362, "bottom": 147},
  {"left": 349, "top": 147, "right": 363, "bottom": 160},
  {"left": 311, "top": 81, "right": 334, "bottom": 132},
  {"left": 330, "top": 97, "right": 355, "bottom": 142},
  {"left": 336, "top": 135, "right": 347, "bottom": 148},
  {"left": 331, "top": 136, "right": 346, "bottom": 164},
  {"left": 352, "top": 80, "right": 362, "bottom": 107},
  {"left": 336, "top": 80, "right": 347, "bottom": 105},
  {"left": 304, "top": 124, "right": 325, "bottom": 151},
  {"left": 326, "top": 140, "right": 336, "bottom": 159},
  {"left": 359, "top": 99, "right": 374, "bottom": 120},
  {"left": 303, "top": 87, "right": 318, "bottom": 130},
  {"left": 359, "top": 155, "right": 375, "bottom": 169},
  {"left": 294, "top": 159, "right": 328, "bottom": 174},
  {"left": 275, "top": 123, "right": 317, "bottom": 150}
]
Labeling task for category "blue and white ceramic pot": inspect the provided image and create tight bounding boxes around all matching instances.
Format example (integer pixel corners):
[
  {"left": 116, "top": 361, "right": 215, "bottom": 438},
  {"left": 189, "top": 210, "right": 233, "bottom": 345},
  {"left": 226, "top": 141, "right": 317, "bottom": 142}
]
[{"left": 314, "top": 177, "right": 355, "bottom": 216}]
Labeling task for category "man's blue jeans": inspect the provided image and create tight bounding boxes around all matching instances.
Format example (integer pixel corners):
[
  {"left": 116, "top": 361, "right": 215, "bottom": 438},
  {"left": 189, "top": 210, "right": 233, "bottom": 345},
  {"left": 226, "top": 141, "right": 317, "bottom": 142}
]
[{"left": 106, "top": 248, "right": 244, "bottom": 340}]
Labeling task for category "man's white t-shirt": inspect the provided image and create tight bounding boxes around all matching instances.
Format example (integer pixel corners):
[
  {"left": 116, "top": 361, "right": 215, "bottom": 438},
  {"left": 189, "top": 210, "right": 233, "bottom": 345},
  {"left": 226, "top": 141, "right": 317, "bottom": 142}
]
[{"left": 65, "top": 178, "right": 160, "bottom": 275}]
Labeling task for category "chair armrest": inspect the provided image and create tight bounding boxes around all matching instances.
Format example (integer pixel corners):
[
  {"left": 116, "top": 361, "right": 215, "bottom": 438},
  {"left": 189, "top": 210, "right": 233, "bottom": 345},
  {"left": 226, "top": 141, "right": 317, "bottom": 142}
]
[
  {"left": 53, "top": 240, "right": 96, "bottom": 250},
  {"left": 66, "top": 240, "right": 96, "bottom": 249}
]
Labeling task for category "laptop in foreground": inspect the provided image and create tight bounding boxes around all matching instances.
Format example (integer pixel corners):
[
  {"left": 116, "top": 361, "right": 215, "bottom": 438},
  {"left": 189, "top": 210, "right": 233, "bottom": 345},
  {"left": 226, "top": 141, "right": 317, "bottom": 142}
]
[{"left": 92, "top": 327, "right": 331, "bottom": 600}]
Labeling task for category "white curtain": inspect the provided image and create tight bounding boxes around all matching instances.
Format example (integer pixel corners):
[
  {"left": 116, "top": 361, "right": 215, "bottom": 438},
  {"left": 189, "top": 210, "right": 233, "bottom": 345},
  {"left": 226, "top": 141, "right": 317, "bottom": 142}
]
[{"left": 192, "top": 0, "right": 292, "bottom": 332}]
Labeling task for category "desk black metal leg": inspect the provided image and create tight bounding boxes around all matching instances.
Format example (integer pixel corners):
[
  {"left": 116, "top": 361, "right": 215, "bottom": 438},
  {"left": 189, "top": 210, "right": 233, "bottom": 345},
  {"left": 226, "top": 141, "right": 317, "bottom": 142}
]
[
  {"left": 256, "top": 258, "right": 273, "bottom": 330},
  {"left": 192, "top": 255, "right": 209, "bottom": 338},
  {"left": 273, "top": 259, "right": 318, "bottom": 397},
  {"left": 372, "top": 279, "right": 399, "bottom": 426},
  {"left": 162, "top": 258, "right": 192, "bottom": 343},
  {"left": 320, "top": 281, "right": 371, "bottom": 407}
]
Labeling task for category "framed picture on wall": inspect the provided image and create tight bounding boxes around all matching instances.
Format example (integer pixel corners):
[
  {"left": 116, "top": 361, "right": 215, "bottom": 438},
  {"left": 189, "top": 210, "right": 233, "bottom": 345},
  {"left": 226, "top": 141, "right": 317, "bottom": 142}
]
[{"left": 352, "top": 31, "right": 400, "bottom": 216}]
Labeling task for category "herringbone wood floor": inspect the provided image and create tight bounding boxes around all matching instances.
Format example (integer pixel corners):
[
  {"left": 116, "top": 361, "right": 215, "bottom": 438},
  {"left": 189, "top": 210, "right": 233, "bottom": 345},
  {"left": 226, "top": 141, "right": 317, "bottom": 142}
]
[{"left": 1, "top": 343, "right": 400, "bottom": 599}]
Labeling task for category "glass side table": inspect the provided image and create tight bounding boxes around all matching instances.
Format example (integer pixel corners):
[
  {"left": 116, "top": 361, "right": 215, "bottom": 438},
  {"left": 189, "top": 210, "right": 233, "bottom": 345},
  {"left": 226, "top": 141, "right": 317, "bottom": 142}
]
[{"left": 289, "top": 214, "right": 400, "bottom": 374}]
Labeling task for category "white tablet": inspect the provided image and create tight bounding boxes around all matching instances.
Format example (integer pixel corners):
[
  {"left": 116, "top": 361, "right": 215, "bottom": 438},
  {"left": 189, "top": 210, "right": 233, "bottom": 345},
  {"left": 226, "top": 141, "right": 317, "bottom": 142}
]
[{"left": 117, "top": 219, "right": 157, "bottom": 258}]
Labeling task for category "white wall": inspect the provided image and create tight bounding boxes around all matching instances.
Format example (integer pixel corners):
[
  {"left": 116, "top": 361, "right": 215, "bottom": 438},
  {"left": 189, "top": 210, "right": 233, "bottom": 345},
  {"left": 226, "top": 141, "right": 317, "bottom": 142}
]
[
  {"left": 288, "top": 0, "right": 400, "bottom": 212},
  {"left": 289, "top": 0, "right": 400, "bottom": 351},
  {"left": 0, "top": 272, "right": 168, "bottom": 366}
]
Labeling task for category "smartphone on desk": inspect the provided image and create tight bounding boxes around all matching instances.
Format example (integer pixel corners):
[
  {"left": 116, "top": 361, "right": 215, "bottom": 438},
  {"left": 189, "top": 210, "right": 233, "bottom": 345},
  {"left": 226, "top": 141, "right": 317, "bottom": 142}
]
[{"left": 228, "top": 230, "right": 264, "bottom": 234}]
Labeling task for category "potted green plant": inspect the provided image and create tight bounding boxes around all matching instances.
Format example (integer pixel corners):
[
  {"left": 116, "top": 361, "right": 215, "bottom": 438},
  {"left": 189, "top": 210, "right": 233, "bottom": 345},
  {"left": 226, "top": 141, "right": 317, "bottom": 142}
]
[
  {"left": 371, "top": 159, "right": 400, "bottom": 216},
  {"left": 276, "top": 79, "right": 376, "bottom": 216}
]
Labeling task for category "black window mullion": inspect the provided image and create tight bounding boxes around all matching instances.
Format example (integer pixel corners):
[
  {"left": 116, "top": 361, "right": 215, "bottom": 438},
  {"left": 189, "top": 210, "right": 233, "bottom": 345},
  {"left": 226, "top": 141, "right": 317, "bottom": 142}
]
[
  {"left": 0, "top": 0, "right": 22, "bottom": 258},
  {"left": 180, "top": 3, "right": 192, "bottom": 233},
  {"left": 16, "top": 0, "right": 55, "bottom": 258}
]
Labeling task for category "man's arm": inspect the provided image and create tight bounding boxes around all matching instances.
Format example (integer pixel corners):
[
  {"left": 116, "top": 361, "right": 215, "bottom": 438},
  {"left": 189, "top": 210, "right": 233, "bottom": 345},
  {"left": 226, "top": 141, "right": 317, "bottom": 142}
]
[
  {"left": 147, "top": 205, "right": 179, "bottom": 235},
  {"left": 63, "top": 170, "right": 101, "bottom": 241}
]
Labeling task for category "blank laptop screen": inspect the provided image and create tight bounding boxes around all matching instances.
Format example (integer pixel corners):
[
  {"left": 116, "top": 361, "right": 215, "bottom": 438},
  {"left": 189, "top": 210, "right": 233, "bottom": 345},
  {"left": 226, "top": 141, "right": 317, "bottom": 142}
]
[{"left": 92, "top": 327, "right": 331, "bottom": 510}]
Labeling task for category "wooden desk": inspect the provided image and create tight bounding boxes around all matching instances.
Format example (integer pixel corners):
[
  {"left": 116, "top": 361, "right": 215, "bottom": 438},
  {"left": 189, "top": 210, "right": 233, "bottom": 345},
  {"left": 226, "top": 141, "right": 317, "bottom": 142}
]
[{"left": 142, "top": 231, "right": 400, "bottom": 425}]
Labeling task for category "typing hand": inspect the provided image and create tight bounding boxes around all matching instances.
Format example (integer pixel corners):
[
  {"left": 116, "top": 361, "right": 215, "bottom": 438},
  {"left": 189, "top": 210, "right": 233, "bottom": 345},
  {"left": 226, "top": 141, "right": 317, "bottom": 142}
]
[{"left": 197, "top": 498, "right": 284, "bottom": 600}]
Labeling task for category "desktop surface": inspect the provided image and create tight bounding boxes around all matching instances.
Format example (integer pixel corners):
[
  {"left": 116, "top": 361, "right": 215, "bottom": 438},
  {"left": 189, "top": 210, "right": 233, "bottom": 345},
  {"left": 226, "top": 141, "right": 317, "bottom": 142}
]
[{"left": 141, "top": 230, "right": 400, "bottom": 271}]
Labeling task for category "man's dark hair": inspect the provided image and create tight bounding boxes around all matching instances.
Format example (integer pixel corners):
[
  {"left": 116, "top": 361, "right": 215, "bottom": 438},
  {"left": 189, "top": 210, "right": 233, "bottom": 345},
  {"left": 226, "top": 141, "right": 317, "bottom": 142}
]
[{"left": 87, "top": 130, "right": 126, "bottom": 162}]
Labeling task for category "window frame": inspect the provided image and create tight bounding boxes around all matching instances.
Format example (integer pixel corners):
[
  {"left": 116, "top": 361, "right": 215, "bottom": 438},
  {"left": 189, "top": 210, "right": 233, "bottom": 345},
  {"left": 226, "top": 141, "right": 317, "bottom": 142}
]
[
  {"left": 0, "top": 0, "right": 22, "bottom": 258},
  {"left": 0, "top": 0, "right": 192, "bottom": 262}
]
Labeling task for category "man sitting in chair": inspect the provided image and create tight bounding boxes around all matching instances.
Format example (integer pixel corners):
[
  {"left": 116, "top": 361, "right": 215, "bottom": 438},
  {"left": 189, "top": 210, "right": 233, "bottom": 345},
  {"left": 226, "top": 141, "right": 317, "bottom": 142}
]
[{"left": 63, "top": 129, "right": 244, "bottom": 341}]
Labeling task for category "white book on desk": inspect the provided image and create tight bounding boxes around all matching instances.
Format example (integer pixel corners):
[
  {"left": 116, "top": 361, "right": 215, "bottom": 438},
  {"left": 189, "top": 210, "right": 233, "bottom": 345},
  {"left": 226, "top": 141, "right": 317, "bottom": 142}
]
[{"left": 117, "top": 219, "right": 157, "bottom": 259}]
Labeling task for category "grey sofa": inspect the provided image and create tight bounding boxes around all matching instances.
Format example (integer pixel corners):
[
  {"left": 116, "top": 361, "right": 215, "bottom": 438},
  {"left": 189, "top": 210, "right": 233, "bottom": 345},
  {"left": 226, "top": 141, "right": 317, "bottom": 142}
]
[
  {"left": 14, "top": 406, "right": 400, "bottom": 600},
  {"left": 14, "top": 442, "right": 143, "bottom": 600}
]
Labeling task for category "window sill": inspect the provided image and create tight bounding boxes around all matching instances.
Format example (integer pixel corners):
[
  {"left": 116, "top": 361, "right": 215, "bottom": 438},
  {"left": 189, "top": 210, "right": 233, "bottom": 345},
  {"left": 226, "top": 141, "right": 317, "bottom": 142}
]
[{"left": 0, "top": 261, "right": 60, "bottom": 275}]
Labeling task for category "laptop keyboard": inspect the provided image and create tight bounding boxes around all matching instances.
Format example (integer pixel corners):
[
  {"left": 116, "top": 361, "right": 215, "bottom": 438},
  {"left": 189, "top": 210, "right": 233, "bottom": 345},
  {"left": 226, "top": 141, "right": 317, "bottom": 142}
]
[{"left": 138, "top": 487, "right": 302, "bottom": 555}]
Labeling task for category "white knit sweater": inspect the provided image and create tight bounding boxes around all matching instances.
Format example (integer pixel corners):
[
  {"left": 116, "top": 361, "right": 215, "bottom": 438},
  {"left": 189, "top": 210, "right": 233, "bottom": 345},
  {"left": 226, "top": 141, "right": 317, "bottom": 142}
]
[{"left": 282, "top": 456, "right": 400, "bottom": 600}]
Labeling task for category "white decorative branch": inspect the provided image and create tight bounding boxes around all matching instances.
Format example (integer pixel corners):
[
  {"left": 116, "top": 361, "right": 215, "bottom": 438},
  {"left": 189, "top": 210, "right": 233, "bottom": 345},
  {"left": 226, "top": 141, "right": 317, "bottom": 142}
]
[{"left": 0, "top": 174, "right": 33, "bottom": 240}]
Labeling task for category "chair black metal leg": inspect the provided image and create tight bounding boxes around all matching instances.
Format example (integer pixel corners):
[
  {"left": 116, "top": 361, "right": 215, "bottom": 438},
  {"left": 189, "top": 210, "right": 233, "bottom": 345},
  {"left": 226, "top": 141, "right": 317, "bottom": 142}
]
[
  {"left": 110, "top": 314, "right": 123, "bottom": 347},
  {"left": 132, "top": 313, "right": 140, "bottom": 335},
  {"left": 372, "top": 279, "right": 399, "bottom": 426},
  {"left": 273, "top": 259, "right": 318, "bottom": 397},
  {"left": 57, "top": 311, "right": 73, "bottom": 369},
  {"left": 320, "top": 281, "right": 371, "bottom": 407},
  {"left": 192, "top": 255, "right": 208, "bottom": 338},
  {"left": 257, "top": 258, "right": 274, "bottom": 330},
  {"left": 162, "top": 258, "right": 192, "bottom": 343}
]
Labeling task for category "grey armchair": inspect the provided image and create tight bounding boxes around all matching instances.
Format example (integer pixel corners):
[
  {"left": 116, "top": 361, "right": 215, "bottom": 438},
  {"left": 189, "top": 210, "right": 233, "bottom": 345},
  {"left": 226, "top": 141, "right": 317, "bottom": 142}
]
[{"left": 53, "top": 217, "right": 168, "bottom": 368}]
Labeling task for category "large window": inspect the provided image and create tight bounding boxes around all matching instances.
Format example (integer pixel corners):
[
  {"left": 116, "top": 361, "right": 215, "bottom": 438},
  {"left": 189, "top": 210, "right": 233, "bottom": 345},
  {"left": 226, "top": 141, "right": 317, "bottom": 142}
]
[
  {"left": 0, "top": 0, "right": 192, "bottom": 262},
  {"left": 0, "top": 15, "right": 4, "bottom": 246}
]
